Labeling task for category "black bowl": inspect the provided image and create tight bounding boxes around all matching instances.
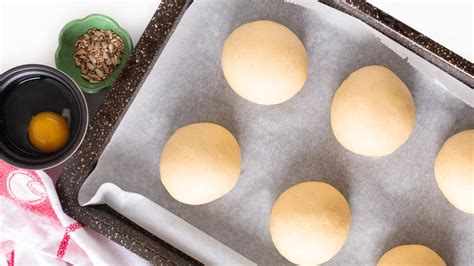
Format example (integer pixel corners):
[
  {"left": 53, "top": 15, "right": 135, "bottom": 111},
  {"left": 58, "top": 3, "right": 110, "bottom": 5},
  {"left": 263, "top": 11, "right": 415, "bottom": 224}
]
[{"left": 0, "top": 64, "right": 88, "bottom": 169}]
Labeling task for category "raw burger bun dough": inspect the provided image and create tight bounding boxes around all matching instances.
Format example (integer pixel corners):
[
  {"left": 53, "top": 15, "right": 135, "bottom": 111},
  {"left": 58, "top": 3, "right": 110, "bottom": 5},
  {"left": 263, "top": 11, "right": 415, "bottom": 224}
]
[
  {"left": 221, "top": 20, "right": 308, "bottom": 105},
  {"left": 331, "top": 65, "right": 416, "bottom": 157},
  {"left": 377, "top": 244, "right": 446, "bottom": 266},
  {"left": 434, "top": 130, "right": 474, "bottom": 214},
  {"left": 269, "top": 182, "right": 351, "bottom": 264},
  {"left": 160, "top": 123, "right": 241, "bottom": 205}
]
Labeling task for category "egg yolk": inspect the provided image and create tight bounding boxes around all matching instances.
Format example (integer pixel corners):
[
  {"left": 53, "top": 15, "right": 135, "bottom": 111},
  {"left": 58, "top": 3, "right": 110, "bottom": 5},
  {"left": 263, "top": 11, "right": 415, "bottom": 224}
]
[{"left": 28, "top": 111, "right": 70, "bottom": 153}]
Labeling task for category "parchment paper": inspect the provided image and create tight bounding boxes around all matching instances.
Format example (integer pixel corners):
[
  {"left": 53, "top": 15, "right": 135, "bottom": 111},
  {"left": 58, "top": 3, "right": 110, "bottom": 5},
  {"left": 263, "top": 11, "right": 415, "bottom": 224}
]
[{"left": 79, "top": 0, "right": 474, "bottom": 265}]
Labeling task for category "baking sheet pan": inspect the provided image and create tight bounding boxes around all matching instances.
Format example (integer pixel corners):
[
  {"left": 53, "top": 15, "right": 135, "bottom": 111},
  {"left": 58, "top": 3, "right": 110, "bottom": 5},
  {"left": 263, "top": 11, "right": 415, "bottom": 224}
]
[
  {"left": 77, "top": 0, "right": 473, "bottom": 265},
  {"left": 55, "top": 0, "right": 473, "bottom": 264}
]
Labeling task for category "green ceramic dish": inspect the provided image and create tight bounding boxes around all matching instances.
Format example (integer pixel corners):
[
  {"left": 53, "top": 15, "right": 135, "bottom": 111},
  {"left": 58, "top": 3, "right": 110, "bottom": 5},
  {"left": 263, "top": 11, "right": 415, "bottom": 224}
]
[{"left": 55, "top": 14, "right": 133, "bottom": 94}]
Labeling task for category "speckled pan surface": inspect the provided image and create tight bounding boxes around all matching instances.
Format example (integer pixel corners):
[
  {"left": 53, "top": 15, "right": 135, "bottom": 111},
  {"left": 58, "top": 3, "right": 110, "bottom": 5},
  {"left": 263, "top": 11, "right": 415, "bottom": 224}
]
[{"left": 55, "top": 0, "right": 473, "bottom": 264}]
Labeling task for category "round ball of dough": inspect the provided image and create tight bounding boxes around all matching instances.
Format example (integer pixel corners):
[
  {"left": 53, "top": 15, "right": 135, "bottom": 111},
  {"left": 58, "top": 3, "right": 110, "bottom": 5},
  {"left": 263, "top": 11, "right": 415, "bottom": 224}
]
[
  {"left": 331, "top": 65, "right": 416, "bottom": 157},
  {"left": 221, "top": 20, "right": 308, "bottom": 105},
  {"left": 160, "top": 123, "right": 241, "bottom": 205},
  {"left": 434, "top": 130, "right": 474, "bottom": 214},
  {"left": 377, "top": 244, "right": 446, "bottom": 266},
  {"left": 269, "top": 182, "right": 351, "bottom": 264}
]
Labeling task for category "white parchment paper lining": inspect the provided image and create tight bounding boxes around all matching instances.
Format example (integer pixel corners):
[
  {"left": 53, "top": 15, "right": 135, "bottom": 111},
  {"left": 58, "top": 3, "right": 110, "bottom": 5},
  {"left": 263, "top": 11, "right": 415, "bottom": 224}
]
[{"left": 79, "top": 0, "right": 474, "bottom": 265}]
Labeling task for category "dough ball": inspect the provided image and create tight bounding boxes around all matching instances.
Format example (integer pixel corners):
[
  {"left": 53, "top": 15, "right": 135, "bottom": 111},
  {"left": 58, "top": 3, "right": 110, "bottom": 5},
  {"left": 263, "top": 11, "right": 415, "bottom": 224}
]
[
  {"left": 434, "top": 130, "right": 474, "bottom": 214},
  {"left": 331, "top": 65, "right": 416, "bottom": 157},
  {"left": 221, "top": 20, "right": 308, "bottom": 105},
  {"left": 377, "top": 244, "right": 446, "bottom": 266},
  {"left": 160, "top": 123, "right": 241, "bottom": 205},
  {"left": 269, "top": 182, "right": 351, "bottom": 264}
]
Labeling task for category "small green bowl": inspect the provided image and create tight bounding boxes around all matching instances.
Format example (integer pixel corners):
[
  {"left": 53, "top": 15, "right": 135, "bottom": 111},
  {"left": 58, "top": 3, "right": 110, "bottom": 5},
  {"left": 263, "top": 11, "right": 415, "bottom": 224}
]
[{"left": 55, "top": 14, "right": 133, "bottom": 94}]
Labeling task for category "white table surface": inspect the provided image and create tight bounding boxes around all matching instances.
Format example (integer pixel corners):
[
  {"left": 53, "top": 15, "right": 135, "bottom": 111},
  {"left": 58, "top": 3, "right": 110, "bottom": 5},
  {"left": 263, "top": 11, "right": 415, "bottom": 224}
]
[
  {"left": 369, "top": 0, "right": 472, "bottom": 62},
  {"left": 1, "top": 0, "right": 472, "bottom": 73},
  {"left": 0, "top": 0, "right": 159, "bottom": 72}
]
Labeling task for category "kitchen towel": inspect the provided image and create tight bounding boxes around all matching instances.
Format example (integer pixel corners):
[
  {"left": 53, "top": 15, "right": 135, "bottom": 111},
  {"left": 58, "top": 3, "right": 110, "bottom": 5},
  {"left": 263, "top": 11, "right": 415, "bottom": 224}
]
[{"left": 0, "top": 161, "right": 150, "bottom": 266}]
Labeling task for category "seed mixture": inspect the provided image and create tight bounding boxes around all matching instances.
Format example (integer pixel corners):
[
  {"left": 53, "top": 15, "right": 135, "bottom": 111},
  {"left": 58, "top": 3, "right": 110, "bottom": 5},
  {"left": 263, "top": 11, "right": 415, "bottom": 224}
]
[{"left": 74, "top": 29, "right": 124, "bottom": 84}]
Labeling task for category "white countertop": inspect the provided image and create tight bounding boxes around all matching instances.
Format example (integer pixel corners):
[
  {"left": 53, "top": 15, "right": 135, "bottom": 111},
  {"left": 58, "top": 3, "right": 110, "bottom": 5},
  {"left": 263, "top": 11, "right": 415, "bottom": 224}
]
[
  {"left": 0, "top": 0, "right": 158, "bottom": 72},
  {"left": 369, "top": 0, "right": 472, "bottom": 62}
]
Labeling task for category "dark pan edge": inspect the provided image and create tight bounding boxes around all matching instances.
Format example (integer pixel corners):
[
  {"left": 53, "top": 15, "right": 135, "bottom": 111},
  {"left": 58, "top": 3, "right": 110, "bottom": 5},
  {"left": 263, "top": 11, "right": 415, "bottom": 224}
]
[
  {"left": 56, "top": 0, "right": 201, "bottom": 265},
  {"left": 56, "top": 0, "right": 472, "bottom": 265},
  {"left": 320, "top": 0, "right": 473, "bottom": 87}
]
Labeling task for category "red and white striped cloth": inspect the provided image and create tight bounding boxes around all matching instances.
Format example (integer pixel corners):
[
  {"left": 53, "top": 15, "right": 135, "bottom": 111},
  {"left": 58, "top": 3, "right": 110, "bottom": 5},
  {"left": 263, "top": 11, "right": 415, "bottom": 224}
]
[{"left": 0, "top": 161, "right": 150, "bottom": 265}]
